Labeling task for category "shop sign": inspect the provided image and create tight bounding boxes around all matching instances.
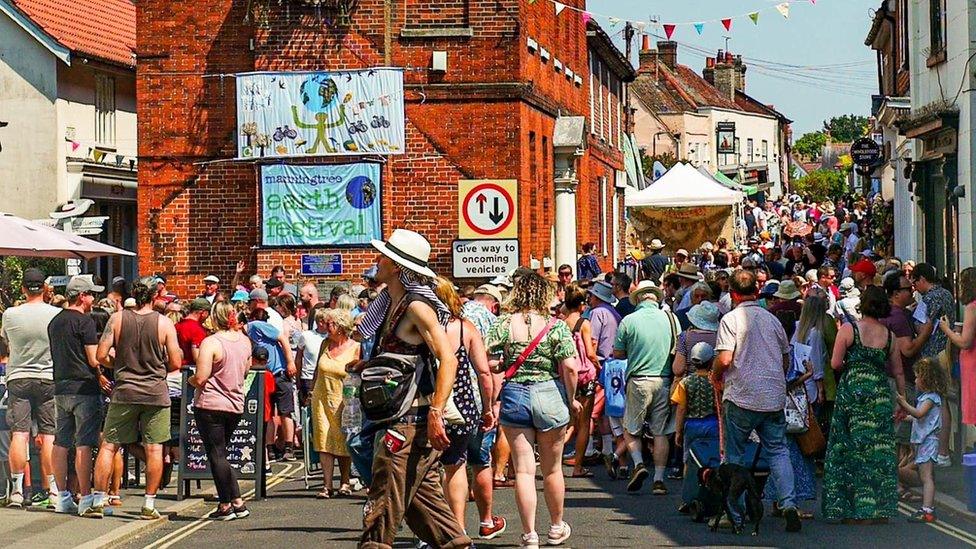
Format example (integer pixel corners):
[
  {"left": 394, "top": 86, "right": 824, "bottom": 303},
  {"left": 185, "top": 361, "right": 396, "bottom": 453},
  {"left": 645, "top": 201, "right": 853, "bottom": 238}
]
[
  {"left": 850, "top": 137, "right": 882, "bottom": 166},
  {"left": 716, "top": 122, "right": 736, "bottom": 154}
]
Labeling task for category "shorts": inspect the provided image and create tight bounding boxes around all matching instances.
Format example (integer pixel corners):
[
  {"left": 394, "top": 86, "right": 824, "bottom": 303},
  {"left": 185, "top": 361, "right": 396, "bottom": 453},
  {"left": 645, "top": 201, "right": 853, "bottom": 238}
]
[
  {"left": 55, "top": 394, "right": 104, "bottom": 448},
  {"left": 271, "top": 373, "right": 296, "bottom": 417},
  {"left": 499, "top": 379, "right": 570, "bottom": 432},
  {"left": 6, "top": 379, "right": 56, "bottom": 435},
  {"left": 467, "top": 427, "right": 496, "bottom": 467},
  {"left": 914, "top": 436, "right": 940, "bottom": 464},
  {"left": 608, "top": 416, "right": 624, "bottom": 437},
  {"left": 622, "top": 376, "right": 674, "bottom": 437},
  {"left": 441, "top": 431, "right": 474, "bottom": 467},
  {"left": 103, "top": 403, "right": 171, "bottom": 445}
]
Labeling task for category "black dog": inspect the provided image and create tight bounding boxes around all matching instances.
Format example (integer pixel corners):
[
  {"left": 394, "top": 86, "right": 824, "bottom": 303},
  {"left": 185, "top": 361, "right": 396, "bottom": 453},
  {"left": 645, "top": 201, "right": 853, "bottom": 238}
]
[{"left": 700, "top": 463, "right": 764, "bottom": 536}]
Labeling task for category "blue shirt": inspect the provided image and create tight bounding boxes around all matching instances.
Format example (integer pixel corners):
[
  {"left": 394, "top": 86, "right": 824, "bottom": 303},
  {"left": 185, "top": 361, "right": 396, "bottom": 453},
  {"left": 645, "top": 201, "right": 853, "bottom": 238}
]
[
  {"left": 247, "top": 321, "right": 286, "bottom": 375},
  {"left": 600, "top": 359, "right": 627, "bottom": 418},
  {"left": 911, "top": 392, "right": 942, "bottom": 444}
]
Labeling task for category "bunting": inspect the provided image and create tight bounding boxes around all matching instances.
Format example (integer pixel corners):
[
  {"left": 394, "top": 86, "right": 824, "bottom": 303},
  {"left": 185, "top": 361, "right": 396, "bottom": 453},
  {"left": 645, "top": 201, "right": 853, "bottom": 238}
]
[
  {"left": 694, "top": 22, "right": 704, "bottom": 35},
  {"left": 749, "top": 12, "right": 760, "bottom": 24},
  {"left": 776, "top": 3, "right": 790, "bottom": 18},
  {"left": 721, "top": 18, "right": 732, "bottom": 31},
  {"left": 663, "top": 24, "right": 676, "bottom": 39},
  {"left": 553, "top": 1, "right": 566, "bottom": 16},
  {"left": 582, "top": 11, "right": 592, "bottom": 25}
]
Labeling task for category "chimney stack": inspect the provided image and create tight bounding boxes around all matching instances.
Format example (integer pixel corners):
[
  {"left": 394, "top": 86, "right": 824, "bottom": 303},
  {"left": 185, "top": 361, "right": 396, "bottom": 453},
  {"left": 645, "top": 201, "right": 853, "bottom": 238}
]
[
  {"left": 712, "top": 51, "right": 736, "bottom": 102},
  {"left": 703, "top": 57, "right": 715, "bottom": 84},
  {"left": 657, "top": 40, "right": 677, "bottom": 70},
  {"left": 734, "top": 54, "right": 747, "bottom": 92},
  {"left": 638, "top": 39, "right": 659, "bottom": 75}
]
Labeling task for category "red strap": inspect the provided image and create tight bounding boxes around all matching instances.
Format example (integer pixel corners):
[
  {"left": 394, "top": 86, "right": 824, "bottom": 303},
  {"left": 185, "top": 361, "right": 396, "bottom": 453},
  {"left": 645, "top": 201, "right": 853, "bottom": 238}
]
[{"left": 504, "top": 318, "right": 558, "bottom": 381}]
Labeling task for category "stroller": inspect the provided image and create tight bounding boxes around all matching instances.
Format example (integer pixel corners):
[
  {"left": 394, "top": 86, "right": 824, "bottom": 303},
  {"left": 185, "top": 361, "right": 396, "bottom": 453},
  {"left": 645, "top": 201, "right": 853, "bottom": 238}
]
[{"left": 685, "top": 435, "right": 770, "bottom": 524}]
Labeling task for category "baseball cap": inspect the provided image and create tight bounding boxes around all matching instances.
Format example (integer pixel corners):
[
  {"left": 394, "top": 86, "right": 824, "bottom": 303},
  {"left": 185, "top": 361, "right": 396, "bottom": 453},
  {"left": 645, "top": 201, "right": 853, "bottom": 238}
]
[
  {"left": 65, "top": 274, "right": 105, "bottom": 297},
  {"left": 203, "top": 274, "right": 220, "bottom": 284},
  {"left": 231, "top": 289, "right": 250, "bottom": 303},
  {"left": 249, "top": 288, "right": 269, "bottom": 301},
  {"left": 689, "top": 342, "right": 715, "bottom": 366},
  {"left": 675, "top": 248, "right": 689, "bottom": 257},
  {"left": 111, "top": 276, "right": 126, "bottom": 286},
  {"left": 265, "top": 277, "right": 283, "bottom": 290},
  {"left": 188, "top": 298, "right": 212, "bottom": 312},
  {"left": 473, "top": 284, "right": 503, "bottom": 304},
  {"left": 154, "top": 274, "right": 167, "bottom": 284},
  {"left": 850, "top": 259, "right": 877, "bottom": 277},
  {"left": 22, "top": 268, "right": 46, "bottom": 292}
]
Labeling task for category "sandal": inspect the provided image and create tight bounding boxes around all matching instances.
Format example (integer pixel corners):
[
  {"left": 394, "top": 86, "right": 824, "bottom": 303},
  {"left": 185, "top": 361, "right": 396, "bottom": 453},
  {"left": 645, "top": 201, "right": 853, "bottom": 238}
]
[
  {"left": 316, "top": 489, "right": 333, "bottom": 499},
  {"left": 570, "top": 468, "right": 594, "bottom": 478},
  {"left": 899, "top": 490, "right": 923, "bottom": 503},
  {"left": 337, "top": 484, "right": 353, "bottom": 497},
  {"left": 493, "top": 477, "right": 515, "bottom": 489}
]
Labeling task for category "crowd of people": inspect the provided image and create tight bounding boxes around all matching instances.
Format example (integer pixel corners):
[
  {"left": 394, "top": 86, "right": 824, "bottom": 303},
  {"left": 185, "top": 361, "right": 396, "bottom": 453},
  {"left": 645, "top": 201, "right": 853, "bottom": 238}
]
[{"left": 1, "top": 191, "right": 974, "bottom": 548}]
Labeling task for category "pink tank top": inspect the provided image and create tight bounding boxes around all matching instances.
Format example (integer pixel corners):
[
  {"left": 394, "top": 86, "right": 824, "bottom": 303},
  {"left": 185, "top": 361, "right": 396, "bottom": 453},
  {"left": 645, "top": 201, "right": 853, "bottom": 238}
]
[{"left": 193, "top": 332, "right": 252, "bottom": 414}]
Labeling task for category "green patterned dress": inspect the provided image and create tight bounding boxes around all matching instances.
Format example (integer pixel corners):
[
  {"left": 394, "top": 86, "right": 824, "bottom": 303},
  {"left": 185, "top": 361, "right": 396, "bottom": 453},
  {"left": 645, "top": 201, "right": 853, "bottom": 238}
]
[{"left": 821, "top": 324, "right": 897, "bottom": 521}]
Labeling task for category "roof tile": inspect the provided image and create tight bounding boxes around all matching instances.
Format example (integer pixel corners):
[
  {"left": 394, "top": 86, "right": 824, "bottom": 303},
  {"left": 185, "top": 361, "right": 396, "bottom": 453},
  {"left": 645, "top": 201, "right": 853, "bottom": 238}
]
[
  {"left": 632, "top": 60, "right": 740, "bottom": 114},
  {"left": 12, "top": 0, "right": 135, "bottom": 67}
]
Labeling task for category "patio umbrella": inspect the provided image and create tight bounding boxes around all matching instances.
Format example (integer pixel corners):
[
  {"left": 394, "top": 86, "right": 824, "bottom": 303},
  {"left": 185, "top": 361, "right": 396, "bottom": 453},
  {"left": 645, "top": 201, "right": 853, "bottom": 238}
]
[{"left": 0, "top": 212, "right": 135, "bottom": 260}]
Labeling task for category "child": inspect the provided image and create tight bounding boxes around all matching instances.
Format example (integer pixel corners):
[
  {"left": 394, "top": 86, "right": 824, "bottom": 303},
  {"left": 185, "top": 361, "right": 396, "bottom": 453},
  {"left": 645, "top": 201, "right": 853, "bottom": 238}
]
[
  {"left": 599, "top": 357, "right": 628, "bottom": 479},
  {"left": 671, "top": 342, "right": 719, "bottom": 511},
  {"left": 896, "top": 357, "right": 949, "bottom": 523}
]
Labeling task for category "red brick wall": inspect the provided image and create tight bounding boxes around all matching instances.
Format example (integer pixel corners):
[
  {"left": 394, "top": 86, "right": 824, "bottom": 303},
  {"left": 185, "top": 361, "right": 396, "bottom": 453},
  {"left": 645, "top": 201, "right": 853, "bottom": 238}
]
[{"left": 137, "top": 0, "right": 625, "bottom": 296}]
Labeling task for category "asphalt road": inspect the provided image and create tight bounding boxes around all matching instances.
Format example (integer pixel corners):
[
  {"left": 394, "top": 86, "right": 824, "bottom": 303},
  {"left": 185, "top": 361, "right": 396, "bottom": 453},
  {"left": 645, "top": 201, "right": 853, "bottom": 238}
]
[{"left": 120, "top": 462, "right": 976, "bottom": 549}]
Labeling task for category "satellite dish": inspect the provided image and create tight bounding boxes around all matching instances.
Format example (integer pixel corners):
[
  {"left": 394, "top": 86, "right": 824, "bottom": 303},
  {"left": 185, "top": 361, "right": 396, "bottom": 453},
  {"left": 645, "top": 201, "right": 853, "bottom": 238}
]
[
  {"left": 652, "top": 161, "right": 667, "bottom": 181},
  {"left": 49, "top": 199, "right": 94, "bottom": 220}
]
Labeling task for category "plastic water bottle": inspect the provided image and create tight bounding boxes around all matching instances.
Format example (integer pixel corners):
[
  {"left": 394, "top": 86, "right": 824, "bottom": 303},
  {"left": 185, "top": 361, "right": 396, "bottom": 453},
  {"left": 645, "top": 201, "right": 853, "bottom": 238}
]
[{"left": 341, "top": 373, "right": 362, "bottom": 434}]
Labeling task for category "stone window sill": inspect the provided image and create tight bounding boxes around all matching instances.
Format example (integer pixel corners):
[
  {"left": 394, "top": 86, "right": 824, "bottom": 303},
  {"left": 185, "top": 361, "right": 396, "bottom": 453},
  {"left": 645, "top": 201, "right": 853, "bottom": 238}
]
[
  {"left": 927, "top": 49, "right": 946, "bottom": 68},
  {"left": 400, "top": 27, "right": 473, "bottom": 39}
]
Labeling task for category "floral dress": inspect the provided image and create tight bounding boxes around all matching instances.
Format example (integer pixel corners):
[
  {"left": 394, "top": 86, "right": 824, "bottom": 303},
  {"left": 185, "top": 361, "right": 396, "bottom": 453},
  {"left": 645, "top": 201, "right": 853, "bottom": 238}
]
[{"left": 821, "top": 324, "right": 897, "bottom": 521}]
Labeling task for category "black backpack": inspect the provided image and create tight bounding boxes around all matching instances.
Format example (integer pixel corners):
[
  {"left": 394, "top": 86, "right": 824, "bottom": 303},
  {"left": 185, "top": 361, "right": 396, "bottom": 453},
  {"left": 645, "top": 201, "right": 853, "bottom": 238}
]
[{"left": 359, "top": 353, "right": 429, "bottom": 426}]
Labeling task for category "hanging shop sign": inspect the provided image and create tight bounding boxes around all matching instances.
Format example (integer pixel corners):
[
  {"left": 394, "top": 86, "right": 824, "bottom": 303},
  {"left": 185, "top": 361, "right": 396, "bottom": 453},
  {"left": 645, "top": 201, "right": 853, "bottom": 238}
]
[
  {"left": 716, "top": 122, "right": 736, "bottom": 154},
  {"left": 236, "top": 69, "right": 405, "bottom": 159},
  {"left": 260, "top": 163, "right": 382, "bottom": 247},
  {"left": 850, "top": 137, "right": 882, "bottom": 166}
]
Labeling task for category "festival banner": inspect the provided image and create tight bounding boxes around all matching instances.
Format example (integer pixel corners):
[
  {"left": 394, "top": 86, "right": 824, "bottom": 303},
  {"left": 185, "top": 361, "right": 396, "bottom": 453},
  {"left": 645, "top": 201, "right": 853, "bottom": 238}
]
[
  {"left": 236, "top": 69, "right": 405, "bottom": 159},
  {"left": 260, "top": 163, "right": 382, "bottom": 247}
]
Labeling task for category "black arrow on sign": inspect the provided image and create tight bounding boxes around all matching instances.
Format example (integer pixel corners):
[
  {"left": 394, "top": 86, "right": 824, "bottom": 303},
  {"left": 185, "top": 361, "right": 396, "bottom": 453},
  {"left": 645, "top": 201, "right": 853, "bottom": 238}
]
[
  {"left": 476, "top": 193, "right": 487, "bottom": 214},
  {"left": 489, "top": 197, "right": 504, "bottom": 225}
]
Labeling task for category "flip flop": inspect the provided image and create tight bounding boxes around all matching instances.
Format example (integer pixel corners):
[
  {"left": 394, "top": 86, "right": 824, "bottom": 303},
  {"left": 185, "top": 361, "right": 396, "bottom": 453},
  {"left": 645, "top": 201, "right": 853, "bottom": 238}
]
[
  {"left": 899, "top": 490, "right": 923, "bottom": 503},
  {"left": 570, "top": 469, "right": 594, "bottom": 478},
  {"left": 316, "top": 489, "right": 332, "bottom": 499}
]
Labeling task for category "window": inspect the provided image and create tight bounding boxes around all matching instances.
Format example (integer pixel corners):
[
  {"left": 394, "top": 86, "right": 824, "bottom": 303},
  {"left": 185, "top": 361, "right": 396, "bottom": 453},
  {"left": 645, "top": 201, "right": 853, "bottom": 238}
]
[
  {"left": 600, "top": 177, "right": 608, "bottom": 255},
  {"left": 589, "top": 58, "right": 596, "bottom": 134},
  {"left": 746, "top": 139, "right": 754, "bottom": 161},
  {"left": 929, "top": 0, "right": 946, "bottom": 64},
  {"left": 95, "top": 74, "right": 116, "bottom": 146},
  {"left": 761, "top": 140, "right": 768, "bottom": 160},
  {"left": 734, "top": 138, "right": 740, "bottom": 162},
  {"left": 899, "top": 0, "right": 910, "bottom": 70},
  {"left": 530, "top": 132, "right": 537, "bottom": 237}
]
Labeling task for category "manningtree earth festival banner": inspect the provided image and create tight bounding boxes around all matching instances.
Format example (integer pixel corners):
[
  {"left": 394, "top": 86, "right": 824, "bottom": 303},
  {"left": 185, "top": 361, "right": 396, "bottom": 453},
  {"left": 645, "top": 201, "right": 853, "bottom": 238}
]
[
  {"left": 237, "top": 69, "right": 405, "bottom": 158},
  {"left": 260, "top": 163, "right": 382, "bottom": 247}
]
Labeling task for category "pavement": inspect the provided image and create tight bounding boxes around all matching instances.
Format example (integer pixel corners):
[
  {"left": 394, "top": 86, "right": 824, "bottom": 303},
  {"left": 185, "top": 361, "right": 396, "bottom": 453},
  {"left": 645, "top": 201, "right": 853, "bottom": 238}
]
[{"left": 3, "top": 457, "right": 976, "bottom": 548}]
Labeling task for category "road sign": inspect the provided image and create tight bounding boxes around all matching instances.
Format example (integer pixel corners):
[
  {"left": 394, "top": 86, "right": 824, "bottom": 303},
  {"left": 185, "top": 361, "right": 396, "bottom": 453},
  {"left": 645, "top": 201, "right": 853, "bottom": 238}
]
[
  {"left": 301, "top": 254, "right": 343, "bottom": 276},
  {"left": 850, "top": 137, "right": 882, "bottom": 167},
  {"left": 458, "top": 180, "right": 518, "bottom": 239},
  {"left": 453, "top": 239, "right": 519, "bottom": 278},
  {"left": 45, "top": 275, "right": 71, "bottom": 287}
]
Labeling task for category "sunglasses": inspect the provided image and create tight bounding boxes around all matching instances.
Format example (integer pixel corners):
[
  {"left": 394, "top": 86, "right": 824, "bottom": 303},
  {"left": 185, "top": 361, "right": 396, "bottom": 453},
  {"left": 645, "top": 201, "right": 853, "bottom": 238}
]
[{"left": 558, "top": 271, "right": 572, "bottom": 277}]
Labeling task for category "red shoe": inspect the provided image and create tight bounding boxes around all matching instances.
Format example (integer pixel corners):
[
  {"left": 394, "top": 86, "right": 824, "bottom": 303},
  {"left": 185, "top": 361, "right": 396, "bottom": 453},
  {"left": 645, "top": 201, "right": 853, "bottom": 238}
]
[
  {"left": 493, "top": 477, "right": 515, "bottom": 489},
  {"left": 479, "top": 516, "right": 507, "bottom": 539}
]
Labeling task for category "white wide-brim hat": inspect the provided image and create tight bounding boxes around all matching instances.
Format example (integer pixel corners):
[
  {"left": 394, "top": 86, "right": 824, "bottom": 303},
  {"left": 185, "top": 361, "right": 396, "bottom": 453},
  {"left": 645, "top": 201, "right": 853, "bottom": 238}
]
[{"left": 371, "top": 229, "right": 437, "bottom": 279}]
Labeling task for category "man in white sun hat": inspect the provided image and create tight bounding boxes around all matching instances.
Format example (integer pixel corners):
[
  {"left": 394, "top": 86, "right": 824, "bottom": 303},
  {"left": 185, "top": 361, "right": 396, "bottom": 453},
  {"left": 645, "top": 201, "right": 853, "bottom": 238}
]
[
  {"left": 357, "top": 229, "right": 470, "bottom": 549},
  {"left": 641, "top": 238, "right": 670, "bottom": 283}
]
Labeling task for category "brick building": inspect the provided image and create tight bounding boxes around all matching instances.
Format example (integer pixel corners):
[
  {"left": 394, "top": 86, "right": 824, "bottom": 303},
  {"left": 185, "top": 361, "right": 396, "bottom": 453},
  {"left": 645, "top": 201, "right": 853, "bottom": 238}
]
[{"left": 136, "top": 0, "right": 636, "bottom": 295}]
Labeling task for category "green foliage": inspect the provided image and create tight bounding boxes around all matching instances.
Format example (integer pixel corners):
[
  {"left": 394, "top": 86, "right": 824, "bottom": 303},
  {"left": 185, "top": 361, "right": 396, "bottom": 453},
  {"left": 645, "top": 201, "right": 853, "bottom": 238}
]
[
  {"left": 791, "top": 169, "right": 848, "bottom": 203},
  {"left": 793, "top": 132, "right": 827, "bottom": 159},
  {"left": 640, "top": 151, "right": 681, "bottom": 179},
  {"left": 824, "top": 114, "right": 869, "bottom": 143},
  {"left": 0, "top": 257, "right": 65, "bottom": 310}
]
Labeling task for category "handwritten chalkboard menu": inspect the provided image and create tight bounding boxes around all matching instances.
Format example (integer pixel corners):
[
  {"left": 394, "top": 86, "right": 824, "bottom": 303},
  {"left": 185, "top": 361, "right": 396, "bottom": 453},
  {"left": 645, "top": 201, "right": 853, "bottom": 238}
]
[{"left": 177, "top": 367, "right": 267, "bottom": 500}]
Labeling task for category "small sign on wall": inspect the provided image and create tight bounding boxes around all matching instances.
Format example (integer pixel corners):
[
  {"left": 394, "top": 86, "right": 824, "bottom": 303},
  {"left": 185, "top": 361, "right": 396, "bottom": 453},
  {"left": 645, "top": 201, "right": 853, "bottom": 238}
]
[
  {"left": 301, "top": 253, "right": 343, "bottom": 276},
  {"left": 452, "top": 239, "right": 519, "bottom": 278}
]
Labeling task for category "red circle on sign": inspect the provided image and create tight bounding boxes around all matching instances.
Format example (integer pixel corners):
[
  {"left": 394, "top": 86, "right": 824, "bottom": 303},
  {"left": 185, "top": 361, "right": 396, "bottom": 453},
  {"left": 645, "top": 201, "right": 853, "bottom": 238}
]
[{"left": 462, "top": 183, "right": 515, "bottom": 236}]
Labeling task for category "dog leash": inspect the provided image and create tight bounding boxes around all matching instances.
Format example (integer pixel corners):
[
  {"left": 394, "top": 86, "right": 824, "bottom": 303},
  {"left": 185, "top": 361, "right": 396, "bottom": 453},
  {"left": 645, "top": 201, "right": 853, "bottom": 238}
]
[{"left": 713, "top": 385, "right": 725, "bottom": 462}]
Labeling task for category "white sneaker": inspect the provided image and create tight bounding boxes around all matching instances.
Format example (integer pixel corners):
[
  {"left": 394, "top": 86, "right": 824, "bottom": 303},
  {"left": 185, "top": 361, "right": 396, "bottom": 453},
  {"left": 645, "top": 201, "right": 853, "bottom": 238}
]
[
  {"left": 77, "top": 494, "right": 94, "bottom": 516},
  {"left": 936, "top": 454, "right": 952, "bottom": 468},
  {"left": 56, "top": 495, "right": 79, "bottom": 514},
  {"left": 546, "top": 522, "right": 571, "bottom": 545},
  {"left": 520, "top": 532, "right": 540, "bottom": 548},
  {"left": 8, "top": 492, "right": 24, "bottom": 508}
]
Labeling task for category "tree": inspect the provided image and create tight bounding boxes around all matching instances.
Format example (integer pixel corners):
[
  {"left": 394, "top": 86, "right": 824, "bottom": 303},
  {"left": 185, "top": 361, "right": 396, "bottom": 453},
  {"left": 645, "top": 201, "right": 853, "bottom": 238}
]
[
  {"left": 824, "top": 114, "right": 869, "bottom": 143},
  {"left": 791, "top": 169, "right": 848, "bottom": 203},
  {"left": 0, "top": 257, "right": 65, "bottom": 310},
  {"left": 793, "top": 131, "right": 827, "bottom": 159},
  {"left": 640, "top": 150, "right": 681, "bottom": 179}
]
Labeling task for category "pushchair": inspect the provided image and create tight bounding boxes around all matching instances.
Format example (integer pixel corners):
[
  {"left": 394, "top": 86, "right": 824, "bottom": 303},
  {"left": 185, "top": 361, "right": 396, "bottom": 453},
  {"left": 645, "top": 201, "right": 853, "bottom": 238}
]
[{"left": 685, "top": 435, "right": 769, "bottom": 523}]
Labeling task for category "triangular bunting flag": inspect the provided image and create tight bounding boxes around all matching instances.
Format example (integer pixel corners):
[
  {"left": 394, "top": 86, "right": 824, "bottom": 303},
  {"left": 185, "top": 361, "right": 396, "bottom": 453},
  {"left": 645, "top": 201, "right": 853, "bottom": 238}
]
[
  {"left": 694, "top": 22, "right": 704, "bottom": 35},
  {"left": 70, "top": 141, "right": 80, "bottom": 152},
  {"left": 582, "top": 12, "right": 592, "bottom": 25},
  {"left": 93, "top": 149, "right": 106, "bottom": 163},
  {"left": 115, "top": 154, "right": 124, "bottom": 167},
  {"left": 608, "top": 16, "right": 620, "bottom": 27},
  {"left": 810, "top": 0, "right": 816, "bottom": 4},
  {"left": 776, "top": 2, "right": 790, "bottom": 18},
  {"left": 553, "top": 1, "right": 566, "bottom": 16},
  {"left": 721, "top": 18, "right": 732, "bottom": 31},
  {"left": 663, "top": 24, "right": 676, "bottom": 39},
  {"left": 749, "top": 12, "right": 760, "bottom": 24},
  {"left": 527, "top": 0, "right": 535, "bottom": 3}
]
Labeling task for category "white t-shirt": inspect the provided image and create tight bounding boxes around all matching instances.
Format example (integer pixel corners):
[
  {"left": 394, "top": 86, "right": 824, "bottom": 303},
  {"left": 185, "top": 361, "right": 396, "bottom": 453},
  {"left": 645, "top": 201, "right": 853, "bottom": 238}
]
[
  {"left": 298, "top": 329, "right": 326, "bottom": 380},
  {"left": 1, "top": 302, "right": 60, "bottom": 381}
]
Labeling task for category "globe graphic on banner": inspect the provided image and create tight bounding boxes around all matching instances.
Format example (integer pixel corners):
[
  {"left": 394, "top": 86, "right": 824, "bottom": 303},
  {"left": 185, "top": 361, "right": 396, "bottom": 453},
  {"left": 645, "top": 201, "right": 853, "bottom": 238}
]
[
  {"left": 300, "top": 75, "right": 339, "bottom": 113},
  {"left": 346, "top": 176, "right": 376, "bottom": 209}
]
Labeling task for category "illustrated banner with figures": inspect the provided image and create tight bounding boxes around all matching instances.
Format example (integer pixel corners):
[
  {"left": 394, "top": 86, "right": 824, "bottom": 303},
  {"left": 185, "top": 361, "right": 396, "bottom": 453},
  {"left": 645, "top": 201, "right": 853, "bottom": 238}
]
[
  {"left": 260, "top": 163, "right": 382, "bottom": 247},
  {"left": 236, "top": 69, "right": 405, "bottom": 159}
]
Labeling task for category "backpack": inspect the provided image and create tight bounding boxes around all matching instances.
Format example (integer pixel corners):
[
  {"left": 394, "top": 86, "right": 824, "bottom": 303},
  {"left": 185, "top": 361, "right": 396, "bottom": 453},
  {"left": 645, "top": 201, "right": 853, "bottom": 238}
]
[
  {"left": 571, "top": 318, "right": 597, "bottom": 387},
  {"left": 359, "top": 353, "right": 429, "bottom": 426}
]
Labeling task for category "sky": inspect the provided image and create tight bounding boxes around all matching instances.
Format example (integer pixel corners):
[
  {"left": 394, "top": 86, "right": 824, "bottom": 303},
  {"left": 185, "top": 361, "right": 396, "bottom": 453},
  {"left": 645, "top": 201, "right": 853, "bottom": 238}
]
[{"left": 587, "top": 0, "right": 879, "bottom": 135}]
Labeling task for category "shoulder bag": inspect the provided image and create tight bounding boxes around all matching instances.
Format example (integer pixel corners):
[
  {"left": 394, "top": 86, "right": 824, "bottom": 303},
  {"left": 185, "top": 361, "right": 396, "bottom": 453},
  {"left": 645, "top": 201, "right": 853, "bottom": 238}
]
[{"left": 504, "top": 318, "right": 558, "bottom": 381}]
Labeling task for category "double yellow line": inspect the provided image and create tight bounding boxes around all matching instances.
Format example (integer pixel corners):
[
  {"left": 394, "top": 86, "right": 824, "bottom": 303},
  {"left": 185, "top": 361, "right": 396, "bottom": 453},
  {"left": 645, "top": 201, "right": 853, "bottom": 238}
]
[
  {"left": 143, "top": 462, "right": 303, "bottom": 549},
  {"left": 897, "top": 502, "right": 976, "bottom": 546}
]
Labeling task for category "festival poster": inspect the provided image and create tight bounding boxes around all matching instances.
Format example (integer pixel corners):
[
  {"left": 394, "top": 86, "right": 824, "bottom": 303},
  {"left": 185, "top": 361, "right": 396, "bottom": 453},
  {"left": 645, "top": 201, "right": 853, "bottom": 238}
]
[
  {"left": 260, "top": 163, "right": 381, "bottom": 247},
  {"left": 237, "top": 69, "right": 405, "bottom": 159}
]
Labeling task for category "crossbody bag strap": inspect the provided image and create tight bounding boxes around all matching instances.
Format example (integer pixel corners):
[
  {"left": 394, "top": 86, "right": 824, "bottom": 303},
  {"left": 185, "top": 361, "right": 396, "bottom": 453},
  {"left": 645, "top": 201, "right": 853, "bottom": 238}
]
[{"left": 504, "top": 318, "right": 558, "bottom": 381}]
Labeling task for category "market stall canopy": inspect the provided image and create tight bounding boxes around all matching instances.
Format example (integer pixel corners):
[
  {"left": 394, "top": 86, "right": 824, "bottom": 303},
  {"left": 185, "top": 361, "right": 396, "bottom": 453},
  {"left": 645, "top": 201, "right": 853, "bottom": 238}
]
[
  {"left": 626, "top": 163, "right": 743, "bottom": 208},
  {"left": 699, "top": 166, "right": 759, "bottom": 195},
  {"left": 0, "top": 213, "right": 135, "bottom": 260}
]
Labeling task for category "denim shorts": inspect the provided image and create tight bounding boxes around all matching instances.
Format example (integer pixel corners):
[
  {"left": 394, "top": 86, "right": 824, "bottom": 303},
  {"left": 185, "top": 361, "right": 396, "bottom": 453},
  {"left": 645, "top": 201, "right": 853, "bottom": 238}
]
[{"left": 499, "top": 379, "right": 570, "bottom": 432}]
